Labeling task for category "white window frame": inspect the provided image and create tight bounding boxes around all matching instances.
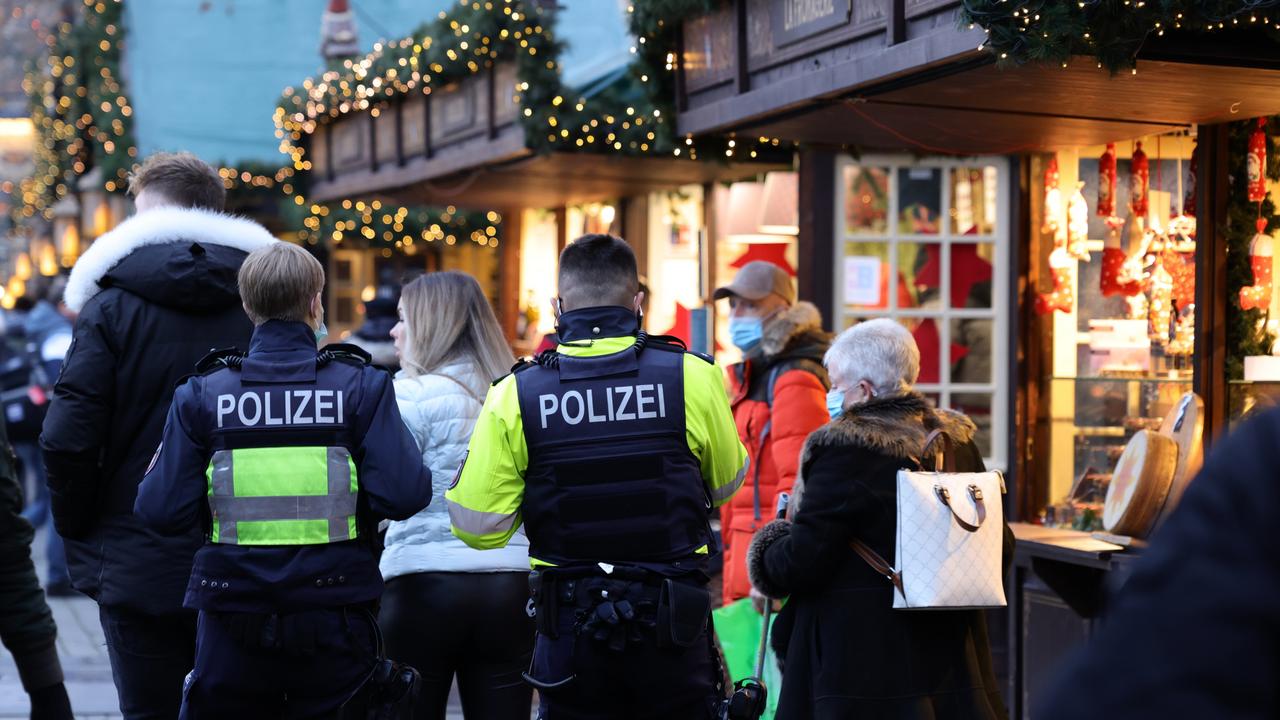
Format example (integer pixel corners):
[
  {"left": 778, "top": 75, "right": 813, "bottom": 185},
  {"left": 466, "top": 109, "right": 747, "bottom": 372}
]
[{"left": 832, "top": 154, "right": 1011, "bottom": 471}]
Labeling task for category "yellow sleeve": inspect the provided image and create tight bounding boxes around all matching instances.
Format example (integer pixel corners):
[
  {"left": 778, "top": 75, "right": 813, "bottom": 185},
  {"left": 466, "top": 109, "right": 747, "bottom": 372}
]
[
  {"left": 445, "top": 374, "right": 528, "bottom": 549},
  {"left": 682, "top": 354, "right": 748, "bottom": 507}
]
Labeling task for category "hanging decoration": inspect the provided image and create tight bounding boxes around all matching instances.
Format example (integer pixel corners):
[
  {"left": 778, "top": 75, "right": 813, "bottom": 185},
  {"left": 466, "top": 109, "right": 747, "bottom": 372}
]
[
  {"left": 1035, "top": 247, "right": 1074, "bottom": 315},
  {"left": 1130, "top": 141, "right": 1150, "bottom": 217},
  {"left": 1101, "top": 219, "right": 1144, "bottom": 297},
  {"left": 1228, "top": 116, "right": 1280, "bottom": 379},
  {"left": 1148, "top": 261, "right": 1174, "bottom": 344},
  {"left": 1041, "top": 155, "right": 1064, "bottom": 243},
  {"left": 1098, "top": 143, "right": 1117, "bottom": 218},
  {"left": 1185, "top": 141, "right": 1198, "bottom": 219},
  {"left": 1249, "top": 118, "right": 1269, "bottom": 203},
  {"left": 1066, "top": 181, "right": 1090, "bottom": 260},
  {"left": 1239, "top": 218, "right": 1274, "bottom": 310}
]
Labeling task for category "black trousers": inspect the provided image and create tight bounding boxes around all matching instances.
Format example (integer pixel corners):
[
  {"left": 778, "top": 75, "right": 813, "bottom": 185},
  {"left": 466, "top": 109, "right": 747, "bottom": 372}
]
[
  {"left": 179, "top": 607, "right": 377, "bottom": 720},
  {"left": 99, "top": 605, "right": 197, "bottom": 720},
  {"left": 379, "top": 571, "right": 535, "bottom": 720}
]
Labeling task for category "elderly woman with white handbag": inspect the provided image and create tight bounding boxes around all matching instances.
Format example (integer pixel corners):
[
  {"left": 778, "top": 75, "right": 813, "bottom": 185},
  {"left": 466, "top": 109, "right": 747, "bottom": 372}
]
[{"left": 748, "top": 318, "right": 1012, "bottom": 720}]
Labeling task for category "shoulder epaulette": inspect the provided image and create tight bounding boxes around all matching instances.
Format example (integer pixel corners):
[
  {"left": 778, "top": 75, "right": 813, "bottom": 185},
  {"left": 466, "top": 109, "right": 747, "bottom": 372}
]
[
  {"left": 494, "top": 357, "right": 540, "bottom": 385},
  {"left": 195, "top": 347, "right": 245, "bottom": 374},
  {"left": 689, "top": 350, "right": 715, "bottom": 365},
  {"left": 317, "top": 343, "right": 373, "bottom": 368}
]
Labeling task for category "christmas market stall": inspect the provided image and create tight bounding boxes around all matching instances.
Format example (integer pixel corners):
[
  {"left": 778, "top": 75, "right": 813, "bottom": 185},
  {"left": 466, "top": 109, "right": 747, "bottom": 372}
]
[
  {"left": 277, "top": 0, "right": 790, "bottom": 352},
  {"left": 657, "top": 0, "right": 1280, "bottom": 715}
]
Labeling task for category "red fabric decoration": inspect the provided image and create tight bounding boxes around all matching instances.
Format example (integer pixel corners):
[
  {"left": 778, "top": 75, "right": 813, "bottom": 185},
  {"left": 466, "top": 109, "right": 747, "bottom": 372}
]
[
  {"left": 729, "top": 244, "right": 796, "bottom": 276},
  {"left": 1035, "top": 248, "right": 1073, "bottom": 315},
  {"left": 1130, "top": 142, "right": 1149, "bottom": 216},
  {"left": 1239, "top": 218, "right": 1274, "bottom": 310},
  {"left": 912, "top": 243, "right": 993, "bottom": 308},
  {"left": 660, "top": 302, "right": 724, "bottom": 351},
  {"left": 1098, "top": 143, "right": 1117, "bottom": 217},
  {"left": 1249, "top": 118, "right": 1268, "bottom": 204},
  {"left": 910, "top": 319, "right": 969, "bottom": 385}
]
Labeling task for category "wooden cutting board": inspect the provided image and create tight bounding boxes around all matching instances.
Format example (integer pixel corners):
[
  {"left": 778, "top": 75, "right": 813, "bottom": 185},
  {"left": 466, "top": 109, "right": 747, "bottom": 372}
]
[{"left": 1103, "top": 429, "right": 1178, "bottom": 537}]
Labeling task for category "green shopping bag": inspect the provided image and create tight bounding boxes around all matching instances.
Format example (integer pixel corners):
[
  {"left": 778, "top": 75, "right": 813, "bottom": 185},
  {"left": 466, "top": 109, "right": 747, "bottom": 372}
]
[{"left": 713, "top": 598, "right": 782, "bottom": 719}]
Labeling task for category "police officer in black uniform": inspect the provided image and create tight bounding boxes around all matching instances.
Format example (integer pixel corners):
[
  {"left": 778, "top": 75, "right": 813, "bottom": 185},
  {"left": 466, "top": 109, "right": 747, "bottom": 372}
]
[
  {"left": 135, "top": 243, "right": 431, "bottom": 718},
  {"left": 446, "top": 235, "right": 748, "bottom": 719}
]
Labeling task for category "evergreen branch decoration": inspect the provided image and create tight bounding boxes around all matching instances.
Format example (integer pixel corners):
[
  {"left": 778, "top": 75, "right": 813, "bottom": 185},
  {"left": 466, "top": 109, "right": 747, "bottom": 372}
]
[
  {"left": 960, "top": 0, "right": 1280, "bottom": 74},
  {"left": 1226, "top": 116, "right": 1280, "bottom": 380}
]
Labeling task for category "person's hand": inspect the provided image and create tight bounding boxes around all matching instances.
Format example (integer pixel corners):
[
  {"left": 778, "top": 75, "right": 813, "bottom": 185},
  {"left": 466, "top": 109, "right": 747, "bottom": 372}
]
[{"left": 749, "top": 586, "right": 783, "bottom": 614}]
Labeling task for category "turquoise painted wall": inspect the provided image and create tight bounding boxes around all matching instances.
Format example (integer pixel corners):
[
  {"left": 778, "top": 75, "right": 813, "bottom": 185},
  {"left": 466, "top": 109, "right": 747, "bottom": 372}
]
[{"left": 124, "top": 0, "right": 631, "bottom": 166}]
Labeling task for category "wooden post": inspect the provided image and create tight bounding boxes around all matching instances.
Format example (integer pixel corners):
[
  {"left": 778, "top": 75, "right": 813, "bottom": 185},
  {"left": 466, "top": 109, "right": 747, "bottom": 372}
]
[
  {"left": 498, "top": 207, "right": 523, "bottom": 340},
  {"left": 797, "top": 147, "right": 836, "bottom": 330},
  {"left": 1194, "top": 124, "right": 1230, "bottom": 446},
  {"left": 890, "top": 0, "right": 907, "bottom": 45},
  {"left": 554, "top": 206, "right": 568, "bottom": 253},
  {"left": 733, "top": 0, "right": 749, "bottom": 95}
]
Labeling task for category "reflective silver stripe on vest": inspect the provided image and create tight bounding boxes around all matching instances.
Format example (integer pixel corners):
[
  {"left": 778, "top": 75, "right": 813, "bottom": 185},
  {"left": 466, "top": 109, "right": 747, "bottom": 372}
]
[
  {"left": 446, "top": 496, "right": 519, "bottom": 538},
  {"left": 208, "top": 447, "right": 356, "bottom": 544},
  {"left": 710, "top": 458, "right": 748, "bottom": 505}
]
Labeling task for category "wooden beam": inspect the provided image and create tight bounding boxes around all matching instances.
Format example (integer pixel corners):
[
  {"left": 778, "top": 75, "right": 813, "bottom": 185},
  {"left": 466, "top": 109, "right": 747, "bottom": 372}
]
[
  {"left": 424, "top": 91, "right": 434, "bottom": 159},
  {"left": 554, "top": 206, "right": 568, "bottom": 253},
  {"left": 1010, "top": 155, "right": 1038, "bottom": 522},
  {"left": 369, "top": 107, "right": 379, "bottom": 173},
  {"left": 797, "top": 147, "right": 835, "bottom": 331},
  {"left": 499, "top": 206, "right": 523, "bottom": 340},
  {"left": 1194, "top": 124, "right": 1230, "bottom": 446}
]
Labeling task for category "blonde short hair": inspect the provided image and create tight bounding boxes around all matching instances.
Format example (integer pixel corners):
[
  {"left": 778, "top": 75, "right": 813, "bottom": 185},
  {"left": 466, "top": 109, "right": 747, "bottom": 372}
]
[{"left": 237, "top": 243, "right": 324, "bottom": 325}]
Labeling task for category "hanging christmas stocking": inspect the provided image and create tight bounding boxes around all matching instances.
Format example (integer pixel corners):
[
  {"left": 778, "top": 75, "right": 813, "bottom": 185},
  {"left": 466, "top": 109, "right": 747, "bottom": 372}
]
[
  {"left": 1101, "top": 217, "right": 1143, "bottom": 297},
  {"left": 1066, "top": 182, "right": 1090, "bottom": 260},
  {"left": 1035, "top": 248, "right": 1074, "bottom": 314},
  {"left": 1239, "top": 218, "right": 1274, "bottom": 310}
]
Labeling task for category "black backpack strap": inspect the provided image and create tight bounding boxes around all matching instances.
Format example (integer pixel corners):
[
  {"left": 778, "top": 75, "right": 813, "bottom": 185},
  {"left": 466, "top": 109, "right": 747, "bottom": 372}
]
[
  {"left": 195, "top": 348, "right": 245, "bottom": 374},
  {"left": 317, "top": 343, "right": 373, "bottom": 367}
]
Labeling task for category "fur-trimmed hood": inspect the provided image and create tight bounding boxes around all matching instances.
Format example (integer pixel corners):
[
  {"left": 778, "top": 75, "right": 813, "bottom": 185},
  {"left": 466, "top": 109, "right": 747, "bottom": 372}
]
[
  {"left": 66, "top": 206, "right": 278, "bottom": 313},
  {"left": 761, "top": 301, "right": 827, "bottom": 358},
  {"left": 791, "top": 392, "right": 977, "bottom": 513}
]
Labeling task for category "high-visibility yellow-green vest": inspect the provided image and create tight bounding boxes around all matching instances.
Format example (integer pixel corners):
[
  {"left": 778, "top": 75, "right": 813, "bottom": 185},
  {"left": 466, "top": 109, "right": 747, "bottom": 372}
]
[{"left": 206, "top": 445, "right": 358, "bottom": 546}]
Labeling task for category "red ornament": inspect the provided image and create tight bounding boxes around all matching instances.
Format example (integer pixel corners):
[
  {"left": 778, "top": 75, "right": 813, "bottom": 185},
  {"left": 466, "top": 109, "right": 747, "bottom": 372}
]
[
  {"left": 1100, "top": 218, "right": 1143, "bottom": 297},
  {"left": 1239, "top": 218, "right": 1274, "bottom": 310},
  {"left": 1035, "top": 248, "right": 1074, "bottom": 315},
  {"left": 1130, "top": 141, "right": 1149, "bottom": 216},
  {"left": 1098, "top": 143, "right": 1117, "bottom": 217},
  {"left": 1185, "top": 141, "right": 1197, "bottom": 218},
  {"left": 1248, "top": 118, "right": 1268, "bottom": 204}
]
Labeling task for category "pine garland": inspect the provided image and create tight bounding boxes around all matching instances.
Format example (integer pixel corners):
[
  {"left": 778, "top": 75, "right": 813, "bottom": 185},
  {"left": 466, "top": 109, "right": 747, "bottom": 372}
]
[
  {"left": 961, "top": 0, "right": 1280, "bottom": 74},
  {"left": 1226, "top": 116, "right": 1280, "bottom": 380}
]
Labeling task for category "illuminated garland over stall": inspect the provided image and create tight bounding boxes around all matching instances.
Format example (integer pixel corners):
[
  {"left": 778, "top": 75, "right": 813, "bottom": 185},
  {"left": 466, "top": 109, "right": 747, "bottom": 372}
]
[
  {"left": 276, "top": 0, "right": 783, "bottom": 238},
  {"left": 17, "top": 0, "right": 136, "bottom": 226},
  {"left": 961, "top": 0, "right": 1280, "bottom": 74}
]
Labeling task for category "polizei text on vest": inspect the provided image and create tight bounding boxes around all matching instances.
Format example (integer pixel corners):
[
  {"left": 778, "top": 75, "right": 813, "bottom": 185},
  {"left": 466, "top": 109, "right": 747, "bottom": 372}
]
[
  {"left": 537, "top": 383, "right": 667, "bottom": 430},
  {"left": 217, "top": 390, "right": 346, "bottom": 428}
]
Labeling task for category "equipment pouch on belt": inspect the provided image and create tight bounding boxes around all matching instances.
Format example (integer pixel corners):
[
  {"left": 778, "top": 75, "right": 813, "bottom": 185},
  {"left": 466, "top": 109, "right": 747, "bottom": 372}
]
[{"left": 656, "top": 578, "right": 710, "bottom": 648}]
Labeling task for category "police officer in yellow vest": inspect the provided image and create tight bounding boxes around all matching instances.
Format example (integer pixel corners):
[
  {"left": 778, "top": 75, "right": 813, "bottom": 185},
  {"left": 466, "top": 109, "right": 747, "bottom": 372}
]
[
  {"left": 447, "top": 234, "right": 748, "bottom": 719},
  {"left": 135, "top": 243, "right": 431, "bottom": 718}
]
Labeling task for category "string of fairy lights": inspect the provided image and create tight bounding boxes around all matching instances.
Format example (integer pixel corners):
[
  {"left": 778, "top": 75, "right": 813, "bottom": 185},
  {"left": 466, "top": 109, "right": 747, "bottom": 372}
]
[{"left": 962, "top": 0, "right": 1280, "bottom": 73}]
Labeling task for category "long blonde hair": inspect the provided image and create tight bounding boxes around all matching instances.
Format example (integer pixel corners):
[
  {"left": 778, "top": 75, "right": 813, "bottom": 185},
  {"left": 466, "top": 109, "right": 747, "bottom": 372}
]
[{"left": 398, "top": 271, "right": 514, "bottom": 383}]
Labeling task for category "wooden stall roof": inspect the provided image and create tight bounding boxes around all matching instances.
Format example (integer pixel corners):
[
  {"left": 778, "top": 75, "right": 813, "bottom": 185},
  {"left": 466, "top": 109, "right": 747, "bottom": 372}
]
[{"left": 730, "top": 56, "right": 1280, "bottom": 154}]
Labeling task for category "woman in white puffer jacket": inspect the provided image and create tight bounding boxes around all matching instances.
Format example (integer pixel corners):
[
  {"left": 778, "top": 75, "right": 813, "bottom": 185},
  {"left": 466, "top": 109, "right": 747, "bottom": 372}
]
[{"left": 379, "top": 271, "right": 532, "bottom": 720}]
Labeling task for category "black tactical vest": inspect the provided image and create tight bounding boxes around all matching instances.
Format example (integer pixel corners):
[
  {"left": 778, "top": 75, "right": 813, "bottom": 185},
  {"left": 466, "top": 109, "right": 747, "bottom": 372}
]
[{"left": 514, "top": 307, "right": 713, "bottom": 568}]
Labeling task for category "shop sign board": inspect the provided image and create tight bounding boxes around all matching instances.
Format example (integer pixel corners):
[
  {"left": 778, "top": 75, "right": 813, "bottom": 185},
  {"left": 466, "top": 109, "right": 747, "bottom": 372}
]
[
  {"left": 843, "top": 255, "right": 882, "bottom": 306},
  {"left": 770, "top": 0, "right": 853, "bottom": 47}
]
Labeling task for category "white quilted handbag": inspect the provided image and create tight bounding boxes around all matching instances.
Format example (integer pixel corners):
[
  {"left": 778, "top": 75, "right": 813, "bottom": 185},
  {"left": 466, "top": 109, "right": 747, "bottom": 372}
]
[{"left": 851, "top": 431, "right": 1007, "bottom": 610}]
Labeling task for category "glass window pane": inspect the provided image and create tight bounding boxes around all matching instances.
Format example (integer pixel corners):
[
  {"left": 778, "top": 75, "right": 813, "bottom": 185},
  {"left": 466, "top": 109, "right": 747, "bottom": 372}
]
[
  {"left": 950, "top": 243, "right": 995, "bottom": 309},
  {"left": 841, "top": 242, "right": 898, "bottom": 311},
  {"left": 951, "top": 318, "right": 993, "bottom": 385},
  {"left": 903, "top": 316, "right": 944, "bottom": 385},
  {"left": 898, "top": 167, "right": 942, "bottom": 235},
  {"left": 896, "top": 241, "right": 942, "bottom": 309},
  {"left": 948, "top": 392, "right": 992, "bottom": 458},
  {"left": 844, "top": 166, "right": 890, "bottom": 236},
  {"left": 950, "top": 166, "right": 998, "bottom": 236}
]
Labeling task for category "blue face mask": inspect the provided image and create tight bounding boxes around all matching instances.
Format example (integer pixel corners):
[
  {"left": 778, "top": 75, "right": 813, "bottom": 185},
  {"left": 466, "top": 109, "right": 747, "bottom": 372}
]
[
  {"left": 314, "top": 322, "right": 328, "bottom": 345},
  {"left": 729, "top": 317, "right": 763, "bottom": 352},
  {"left": 826, "top": 388, "right": 845, "bottom": 420}
]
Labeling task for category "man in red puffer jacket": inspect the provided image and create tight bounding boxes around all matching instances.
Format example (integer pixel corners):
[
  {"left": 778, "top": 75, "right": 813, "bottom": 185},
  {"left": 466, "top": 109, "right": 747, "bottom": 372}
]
[{"left": 714, "top": 261, "right": 830, "bottom": 605}]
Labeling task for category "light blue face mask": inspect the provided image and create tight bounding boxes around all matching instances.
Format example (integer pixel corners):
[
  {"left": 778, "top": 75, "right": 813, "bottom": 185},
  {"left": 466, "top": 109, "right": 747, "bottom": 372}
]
[
  {"left": 314, "top": 322, "right": 328, "bottom": 345},
  {"left": 826, "top": 388, "right": 845, "bottom": 420},
  {"left": 728, "top": 317, "right": 763, "bottom": 352}
]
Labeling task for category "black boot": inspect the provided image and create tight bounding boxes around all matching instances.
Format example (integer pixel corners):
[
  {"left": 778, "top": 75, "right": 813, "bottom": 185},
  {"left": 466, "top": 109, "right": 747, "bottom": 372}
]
[{"left": 28, "top": 682, "right": 73, "bottom": 720}]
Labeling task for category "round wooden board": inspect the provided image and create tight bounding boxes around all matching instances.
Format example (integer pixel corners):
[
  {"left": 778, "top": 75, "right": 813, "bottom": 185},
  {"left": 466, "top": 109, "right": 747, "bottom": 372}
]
[{"left": 1103, "top": 429, "right": 1179, "bottom": 537}]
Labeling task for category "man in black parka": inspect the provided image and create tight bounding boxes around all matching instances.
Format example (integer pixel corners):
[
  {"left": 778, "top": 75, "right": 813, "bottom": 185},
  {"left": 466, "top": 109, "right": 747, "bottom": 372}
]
[{"left": 40, "top": 152, "right": 277, "bottom": 719}]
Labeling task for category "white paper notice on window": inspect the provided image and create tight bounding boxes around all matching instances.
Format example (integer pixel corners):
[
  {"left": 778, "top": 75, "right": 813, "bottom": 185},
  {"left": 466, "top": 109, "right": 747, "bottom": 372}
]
[{"left": 843, "top": 256, "right": 882, "bottom": 306}]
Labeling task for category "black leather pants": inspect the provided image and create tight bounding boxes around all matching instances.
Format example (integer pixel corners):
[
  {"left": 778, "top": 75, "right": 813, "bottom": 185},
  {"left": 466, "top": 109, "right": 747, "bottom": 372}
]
[{"left": 379, "top": 571, "right": 535, "bottom": 720}]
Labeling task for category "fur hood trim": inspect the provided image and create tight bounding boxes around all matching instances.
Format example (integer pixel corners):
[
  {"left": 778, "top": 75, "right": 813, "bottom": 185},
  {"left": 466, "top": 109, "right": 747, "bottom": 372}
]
[
  {"left": 762, "top": 301, "right": 826, "bottom": 357},
  {"left": 806, "top": 391, "right": 976, "bottom": 462},
  {"left": 66, "top": 206, "right": 278, "bottom": 312}
]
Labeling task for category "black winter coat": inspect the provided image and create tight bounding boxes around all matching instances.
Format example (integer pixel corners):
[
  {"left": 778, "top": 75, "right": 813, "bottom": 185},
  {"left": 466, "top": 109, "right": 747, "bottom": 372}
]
[
  {"left": 749, "top": 392, "right": 1010, "bottom": 720},
  {"left": 1036, "top": 405, "right": 1280, "bottom": 719},
  {"left": 40, "top": 207, "right": 276, "bottom": 614}
]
